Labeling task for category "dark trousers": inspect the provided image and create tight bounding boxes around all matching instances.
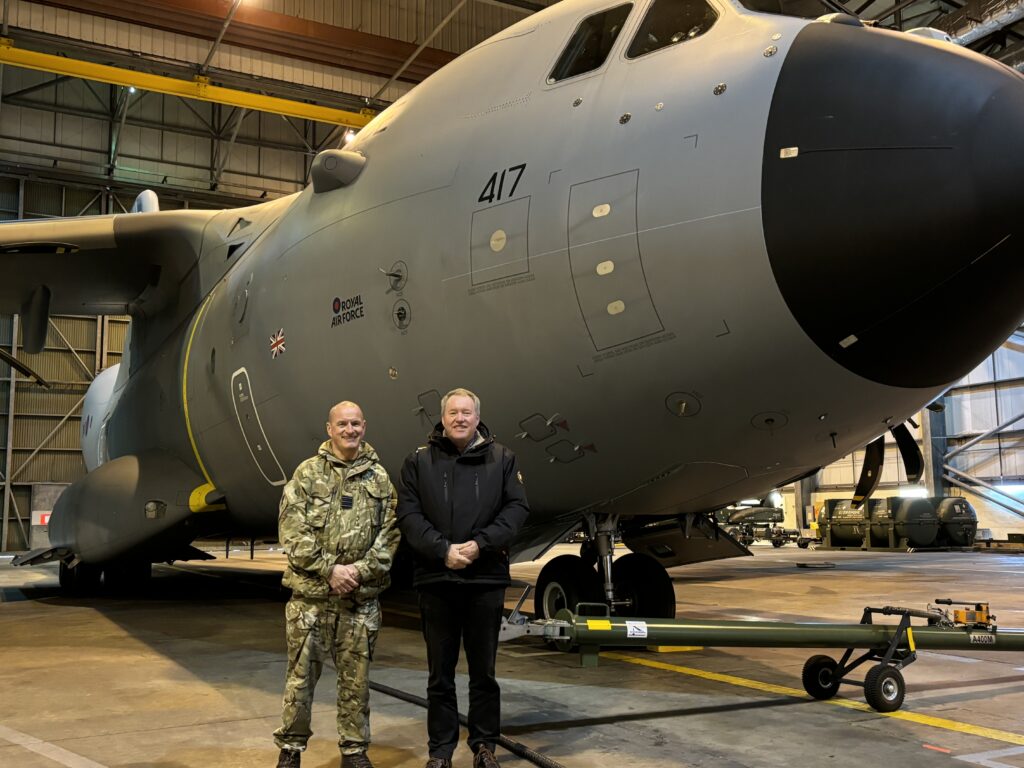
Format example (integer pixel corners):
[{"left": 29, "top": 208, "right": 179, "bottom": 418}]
[{"left": 418, "top": 582, "right": 505, "bottom": 759}]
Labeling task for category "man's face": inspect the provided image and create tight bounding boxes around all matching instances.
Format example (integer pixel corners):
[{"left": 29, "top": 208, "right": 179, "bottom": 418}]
[
  {"left": 326, "top": 403, "right": 365, "bottom": 459},
  {"left": 442, "top": 395, "right": 480, "bottom": 447}
]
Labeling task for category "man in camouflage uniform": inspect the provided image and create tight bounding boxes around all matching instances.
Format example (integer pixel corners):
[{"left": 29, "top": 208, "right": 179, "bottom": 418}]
[{"left": 274, "top": 401, "right": 400, "bottom": 768}]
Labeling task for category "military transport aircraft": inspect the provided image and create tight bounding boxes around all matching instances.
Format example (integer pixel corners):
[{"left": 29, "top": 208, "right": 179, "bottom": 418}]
[{"left": 3, "top": 0, "right": 1024, "bottom": 621}]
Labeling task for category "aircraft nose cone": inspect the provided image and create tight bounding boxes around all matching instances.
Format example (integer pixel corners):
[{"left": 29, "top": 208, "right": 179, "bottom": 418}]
[{"left": 762, "top": 23, "right": 1024, "bottom": 388}]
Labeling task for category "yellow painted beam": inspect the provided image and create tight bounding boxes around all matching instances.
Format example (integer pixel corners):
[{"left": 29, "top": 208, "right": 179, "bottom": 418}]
[{"left": 0, "top": 38, "right": 374, "bottom": 128}]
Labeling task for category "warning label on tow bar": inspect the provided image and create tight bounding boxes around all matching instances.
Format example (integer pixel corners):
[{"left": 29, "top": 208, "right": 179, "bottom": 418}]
[{"left": 626, "top": 621, "right": 648, "bottom": 639}]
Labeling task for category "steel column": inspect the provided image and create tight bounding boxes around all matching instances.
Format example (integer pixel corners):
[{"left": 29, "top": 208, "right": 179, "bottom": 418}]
[
  {"left": 1, "top": 313, "right": 16, "bottom": 550},
  {"left": 921, "top": 402, "right": 947, "bottom": 497}
]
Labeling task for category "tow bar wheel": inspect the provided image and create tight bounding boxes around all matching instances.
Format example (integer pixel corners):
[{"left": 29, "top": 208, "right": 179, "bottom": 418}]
[
  {"left": 801, "top": 655, "right": 840, "bottom": 700},
  {"left": 864, "top": 664, "right": 906, "bottom": 712}
]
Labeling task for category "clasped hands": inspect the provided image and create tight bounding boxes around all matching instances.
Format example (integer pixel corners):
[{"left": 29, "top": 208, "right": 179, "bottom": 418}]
[
  {"left": 328, "top": 563, "right": 361, "bottom": 595},
  {"left": 445, "top": 540, "right": 480, "bottom": 570}
]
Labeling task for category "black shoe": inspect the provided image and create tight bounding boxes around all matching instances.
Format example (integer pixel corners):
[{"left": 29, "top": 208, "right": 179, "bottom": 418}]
[
  {"left": 277, "top": 749, "right": 301, "bottom": 768},
  {"left": 425, "top": 758, "right": 452, "bottom": 768},
  {"left": 473, "top": 747, "right": 500, "bottom": 768},
  {"left": 342, "top": 753, "right": 374, "bottom": 768}
]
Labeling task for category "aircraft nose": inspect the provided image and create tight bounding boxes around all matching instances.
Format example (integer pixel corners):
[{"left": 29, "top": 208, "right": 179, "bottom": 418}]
[{"left": 762, "top": 22, "right": 1024, "bottom": 389}]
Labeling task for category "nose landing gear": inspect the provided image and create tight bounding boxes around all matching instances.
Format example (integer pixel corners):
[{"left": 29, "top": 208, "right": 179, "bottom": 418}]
[{"left": 534, "top": 514, "right": 677, "bottom": 622}]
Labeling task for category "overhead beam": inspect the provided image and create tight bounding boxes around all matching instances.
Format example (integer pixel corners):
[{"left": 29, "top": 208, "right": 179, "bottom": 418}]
[
  {"left": 34, "top": 0, "right": 456, "bottom": 85},
  {"left": 0, "top": 38, "right": 374, "bottom": 128},
  {"left": 933, "top": 0, "right": 1024, "bottom": 44}
]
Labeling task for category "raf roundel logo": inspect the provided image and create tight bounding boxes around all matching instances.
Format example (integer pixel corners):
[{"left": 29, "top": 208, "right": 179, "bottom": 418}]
[{"left": 331, "top": 293, "right": 365, "bottom": 328}]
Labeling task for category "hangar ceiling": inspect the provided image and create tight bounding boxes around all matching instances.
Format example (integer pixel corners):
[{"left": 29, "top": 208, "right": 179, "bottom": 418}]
[{"left": 0, "top": 0, "right": 1018, "bottom": 201}]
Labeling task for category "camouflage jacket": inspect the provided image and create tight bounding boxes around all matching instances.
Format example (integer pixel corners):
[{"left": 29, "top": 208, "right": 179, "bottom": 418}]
[{"left": 279, "top": 441, "right": 399, "bottom": 602}]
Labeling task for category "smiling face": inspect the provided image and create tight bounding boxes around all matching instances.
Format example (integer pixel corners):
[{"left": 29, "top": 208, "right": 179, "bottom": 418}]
[
  {"left": 325, "top": 401, "right": 365, "bottom": 460},
  {"left": 442, "top": 394, "right": 480, "bottom": 451}
]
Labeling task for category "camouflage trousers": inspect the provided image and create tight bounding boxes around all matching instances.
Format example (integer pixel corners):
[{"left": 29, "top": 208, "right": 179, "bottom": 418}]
[{"left": 273, "top": 596, "right": 381, "bottom": 755}]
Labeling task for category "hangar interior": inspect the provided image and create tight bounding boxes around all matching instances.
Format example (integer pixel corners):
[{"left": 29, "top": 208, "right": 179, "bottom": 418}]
[{"left": 2, "top": 0, "right": 1024, "bottom": 552}]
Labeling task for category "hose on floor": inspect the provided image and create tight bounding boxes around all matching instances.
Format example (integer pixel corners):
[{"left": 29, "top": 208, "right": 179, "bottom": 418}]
[{"left": 369, "top": 681, "right": 567, "bottom": 768}]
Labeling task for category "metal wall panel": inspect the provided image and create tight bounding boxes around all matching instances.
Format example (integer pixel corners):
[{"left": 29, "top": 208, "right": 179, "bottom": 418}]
[
  {"left": 11, "top": 351, "right": 95, "bottom": 384},
  {"left": 11, "top": 450, "right": 87, "bottom": 484},
  {"left": 0, "top": 179, "right": 19, "bottom": 216},
  {"left": 11, "top": 1, "right": 414, "bottom": 102},
  {"left": 14, "top": 418, "right": 82, "bottom": 452},
  {"left": 247, "top": 0, "right": 530, "bottom": 54},
  {"left": 994, "top": 331, "right": 1024, "bottom": 380},
  {"left": 15, "top": 389, "right": 87, "bottom": 416},
  {"left": 49, "top": 316, "right": 99, "bottom": 351}
]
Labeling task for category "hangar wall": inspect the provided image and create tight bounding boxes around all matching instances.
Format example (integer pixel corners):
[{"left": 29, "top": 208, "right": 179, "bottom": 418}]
[{"left": 783, "top": 330, "right": 1024, "bottom": 539}]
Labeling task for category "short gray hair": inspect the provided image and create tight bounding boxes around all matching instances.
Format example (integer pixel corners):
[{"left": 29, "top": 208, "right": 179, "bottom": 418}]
[{"left": 441, "top": 388, "right": 480, "bottom": 417}]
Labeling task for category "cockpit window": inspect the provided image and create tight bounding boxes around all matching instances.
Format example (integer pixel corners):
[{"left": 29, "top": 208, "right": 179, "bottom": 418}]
[
  {"left": 626, "top": 0, "right": 718, "bottom": 59},
  {"left": 737, "top": 0, "right": 835, "bottom": 18},
  {"left": 548, "top": 4, "right": 633, "bottom": 83}
]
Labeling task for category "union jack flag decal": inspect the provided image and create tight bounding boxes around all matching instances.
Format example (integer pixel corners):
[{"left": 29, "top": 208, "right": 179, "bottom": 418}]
[{"left": 269, "top": 328, "right": 286, "bottom": 358}]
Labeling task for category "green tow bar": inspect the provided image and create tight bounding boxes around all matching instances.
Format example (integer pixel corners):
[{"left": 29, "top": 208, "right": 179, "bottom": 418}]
[{"left": 502, "top": 599, "right": 1024, "bottom": 713}]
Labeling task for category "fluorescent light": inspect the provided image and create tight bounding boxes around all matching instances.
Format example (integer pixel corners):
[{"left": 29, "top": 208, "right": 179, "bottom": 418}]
[
  {"left": 343, "top": 129, "right": 357, "bottom": 144},
  {"left": 899, "top": 486, "right": 928, "bottom": 498}
]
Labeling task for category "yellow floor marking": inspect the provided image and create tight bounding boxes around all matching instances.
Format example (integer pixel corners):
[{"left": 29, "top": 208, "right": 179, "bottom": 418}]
[
  {"left": 602, "top": 651, "right": 1024, "bottom": 746},
  {"left": 647, "top": 646, "right": 704, "bottom": 653}
]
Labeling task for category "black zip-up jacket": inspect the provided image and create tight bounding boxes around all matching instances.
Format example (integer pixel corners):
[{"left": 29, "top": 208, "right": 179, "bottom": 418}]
[{"left": 396, "top": 422, "right": 530, "bottom": 587}]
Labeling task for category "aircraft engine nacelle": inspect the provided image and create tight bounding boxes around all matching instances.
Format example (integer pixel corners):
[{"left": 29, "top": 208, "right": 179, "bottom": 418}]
[
  {"left": 80, "top": 364, "right": 120, "bottom": 472},
  {"left": 49, "top": 450, "right": 221, "bottom": 564}
]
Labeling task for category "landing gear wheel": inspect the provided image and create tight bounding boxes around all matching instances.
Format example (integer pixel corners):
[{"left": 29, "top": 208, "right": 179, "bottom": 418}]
[
  {"left": 801, "top": 655, "right": 840, "bottom": 700},
  {"left": 535, "top": 555, "right": 602, "bottom": 620},
  {"left": 103, "top": 560, "right": 152, "bottom": 595},
  {"left": 611, "top": 553, "right": 676, "bottom": 618},
  {"left": 535, "top": 555, "right": 603, "bottom": 651},
  {"left": 864, "top": 664, "right": 905, "bottom": 712},
  {"left": 58, "top": 561, "right": 102, "bottom": 596},
  {"left": 579, "top": 541, "right": 599, "bottom": 569}
]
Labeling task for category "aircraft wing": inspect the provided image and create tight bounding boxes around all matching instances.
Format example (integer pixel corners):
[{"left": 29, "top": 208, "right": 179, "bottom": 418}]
[{"left": 0, "top": 209, "right": 220, "bottom": 345}]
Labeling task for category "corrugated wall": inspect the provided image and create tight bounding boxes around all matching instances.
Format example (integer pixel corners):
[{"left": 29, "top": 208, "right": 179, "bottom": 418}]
[
  {"left": 9, "top": 0, "right": 422, "bottom": 103},
  {"left": 244, "top": 0, "right": 534, "bottom": 54}
]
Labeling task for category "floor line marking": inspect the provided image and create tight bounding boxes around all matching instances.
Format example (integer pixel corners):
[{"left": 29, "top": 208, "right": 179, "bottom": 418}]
[
  {"left": 0, "top": 724, "right": 108, "bottom": 768},
  {"left": 602, "top": 652, "right": 1024, "bottom": 746},
  {"left": 953, "top": 745, "right": 1024, "bottom": 767}
]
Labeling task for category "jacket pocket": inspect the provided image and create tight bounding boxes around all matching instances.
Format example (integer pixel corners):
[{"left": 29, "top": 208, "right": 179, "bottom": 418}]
[{"left": 307, "top": 494, "right": 331, "bottom": 528}]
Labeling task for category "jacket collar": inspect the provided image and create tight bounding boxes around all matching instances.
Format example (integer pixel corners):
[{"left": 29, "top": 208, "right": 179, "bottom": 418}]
[
  {"left": 317, "top": 440, "right": 378, "bottom": 470},
  {"left": 428, "top": 421, "right": 494, "bottom": 456}
]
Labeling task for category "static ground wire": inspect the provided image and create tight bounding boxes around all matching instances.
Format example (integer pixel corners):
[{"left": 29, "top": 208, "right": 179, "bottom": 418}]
[{"left": 369, "top": 681, "right": 567, "bottom": 768}]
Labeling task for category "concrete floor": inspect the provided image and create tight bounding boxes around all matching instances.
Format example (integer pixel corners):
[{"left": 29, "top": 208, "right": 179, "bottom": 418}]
[{"left": 2, "top": 544, "right": 1024, "bottom": 768}]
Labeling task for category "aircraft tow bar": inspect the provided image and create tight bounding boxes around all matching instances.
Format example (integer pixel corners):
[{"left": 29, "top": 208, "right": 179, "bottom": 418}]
[{"left": 498, "top": 597, "right": 1024, "bottom": 712}]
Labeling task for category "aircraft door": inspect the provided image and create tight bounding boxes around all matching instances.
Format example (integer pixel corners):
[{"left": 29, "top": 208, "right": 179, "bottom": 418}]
[
  {"left": 568, "top": 170, "right": 664, "bottom": 350},
  {"left": 230, "top": 367, "right": 287, "bottom": 486}
]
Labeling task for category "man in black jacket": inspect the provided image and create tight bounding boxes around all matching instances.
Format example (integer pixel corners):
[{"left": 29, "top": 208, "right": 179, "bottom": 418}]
[{"left": 397, "top": 388, "right": 529, "bottom": 768}]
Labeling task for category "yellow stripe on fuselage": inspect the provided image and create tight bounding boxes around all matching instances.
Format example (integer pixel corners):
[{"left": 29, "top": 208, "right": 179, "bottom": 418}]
[{"left": 182, "top": 294, "right": 216, "bottom": 487}]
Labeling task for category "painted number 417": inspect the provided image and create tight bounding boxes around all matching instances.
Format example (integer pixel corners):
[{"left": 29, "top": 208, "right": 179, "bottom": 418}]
[{"left": 478, "top": 163, "right": 526, "bottom": 204}]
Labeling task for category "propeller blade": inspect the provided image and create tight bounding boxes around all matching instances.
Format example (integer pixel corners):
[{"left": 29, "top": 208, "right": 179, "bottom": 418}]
[
  {"left": 852, "top": 434, "right": 885, "bottom": 509},
  {"left": 890, "top": 421, "right": 924, "bottom": 483},
  {"left": 0, "top": 347, "right": 51, "bottom": 389}
]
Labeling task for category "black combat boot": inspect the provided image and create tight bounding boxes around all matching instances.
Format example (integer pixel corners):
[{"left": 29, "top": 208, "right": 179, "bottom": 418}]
[
  {"left": 473, "top": 746, "right": 500, "bottom": 768},
  {"left": 341, "top": 752, "right": 375, "bottom": 768},
  {"left": 276, "top": 748, "right": 301, "bottom": 768},
  {"left": 424, "top": 759, "right": 452, "bottom": 768}
]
